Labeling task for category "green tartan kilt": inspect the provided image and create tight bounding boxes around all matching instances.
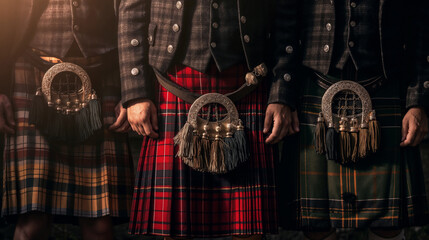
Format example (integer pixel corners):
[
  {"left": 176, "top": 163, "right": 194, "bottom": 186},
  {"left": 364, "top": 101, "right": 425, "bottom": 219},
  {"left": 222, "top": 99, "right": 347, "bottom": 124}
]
[{"left": 279, "top": 70, "right": 429, "bottom": 231}]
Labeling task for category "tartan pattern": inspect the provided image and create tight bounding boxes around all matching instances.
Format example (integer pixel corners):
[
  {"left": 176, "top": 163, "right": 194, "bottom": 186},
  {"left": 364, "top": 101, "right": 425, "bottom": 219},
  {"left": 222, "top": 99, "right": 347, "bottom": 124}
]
[
  {"left": 279, "top": 73, "right": 429, "bottom": 230},
  {"left": 129, "top": 64, "right": 278, "bottom": 237},
  {"left": 29, "top": 0, "right": 117, "bottom": 58},
  {"left": 1, "top": 57, "right": 134, "bottom": 220}
]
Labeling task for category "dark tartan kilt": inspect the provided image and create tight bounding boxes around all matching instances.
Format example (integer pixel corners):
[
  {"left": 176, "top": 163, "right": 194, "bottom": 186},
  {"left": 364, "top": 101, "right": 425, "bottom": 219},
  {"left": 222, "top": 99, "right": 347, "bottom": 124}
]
[
  {"left": 279, "top": 70, "right": 429, "bottom": 231},
  {"left": 129, "top": 64, "right": 278, "bottom": 237},
  {"left": 1, "top": 56, "right": 134, "bottom": 222}
]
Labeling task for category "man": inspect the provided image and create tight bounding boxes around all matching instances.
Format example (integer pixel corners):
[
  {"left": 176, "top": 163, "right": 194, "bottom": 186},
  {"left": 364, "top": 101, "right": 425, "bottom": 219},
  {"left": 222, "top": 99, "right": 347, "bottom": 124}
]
[
  {"left": 275, "top": 0, "right": 429, "bottom": 239},
  {"left": 118, "top": 0, "right": 297, "bottom": 238},
  {"left": 0, "top": 1, "right": 134, "bottom": 239}
]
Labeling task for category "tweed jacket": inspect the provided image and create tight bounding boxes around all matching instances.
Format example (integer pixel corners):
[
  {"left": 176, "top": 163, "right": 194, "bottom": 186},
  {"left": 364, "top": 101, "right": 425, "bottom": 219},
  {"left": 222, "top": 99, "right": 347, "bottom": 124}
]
[
  {"left": 0, "top": 0, "right": 120, "bottom": 96},
  {"left": 118, "top": 0, "right": 275, "bottom": 106},
  {"left": 271, "top": 0, "right": 429, "bottom": 111}
]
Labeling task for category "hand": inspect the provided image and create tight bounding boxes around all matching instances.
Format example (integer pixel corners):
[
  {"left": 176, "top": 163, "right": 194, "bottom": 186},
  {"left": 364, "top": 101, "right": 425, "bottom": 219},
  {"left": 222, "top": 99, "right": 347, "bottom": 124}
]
[
  {"left": 0, "top": 94, "right": 15, "bottom": 134},
  {"left": 127, "top": 99, "right": 159, "bottom": 138},
  {"left": 263, "top": 103, "right": 299, "bottom": 144},
  {"left": 400, "top": 107, "right": 428, "bottom": 147},
  {"left": 108, "top": 102, "right": 131, "bottom": 133}
]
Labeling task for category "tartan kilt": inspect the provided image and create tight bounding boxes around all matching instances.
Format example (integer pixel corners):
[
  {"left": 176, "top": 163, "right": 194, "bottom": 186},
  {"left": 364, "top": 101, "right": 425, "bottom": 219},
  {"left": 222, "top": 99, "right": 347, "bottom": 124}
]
[
  {"left": 129, "top": 64, "right": 278, "bottom": 237},
  {"left": 279, "top": 70, "right": 429, "bottom": 231},
  {"left": 1, "top": 56, "right": 134, "bottom": 222}
]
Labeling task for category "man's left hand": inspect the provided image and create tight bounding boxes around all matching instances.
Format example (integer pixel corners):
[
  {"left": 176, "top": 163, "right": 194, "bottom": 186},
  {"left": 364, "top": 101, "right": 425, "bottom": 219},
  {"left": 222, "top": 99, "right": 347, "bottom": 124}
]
[
  {"left": 400, "top": 107, "right": 428, "bottom": 147},
  {"left": 109, "top": 102, "right": 131, "bottom": 133},
  {"left": 264, "top": 103, "right": 299, "bottom": 144}
]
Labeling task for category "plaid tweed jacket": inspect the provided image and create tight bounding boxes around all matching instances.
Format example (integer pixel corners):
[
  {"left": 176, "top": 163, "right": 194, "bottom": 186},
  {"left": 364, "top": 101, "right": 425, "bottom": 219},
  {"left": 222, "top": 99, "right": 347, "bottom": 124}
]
[
  {"left": 118, "top": 0, "right": 275, "bottom": 106},
  {"left": 0, "top": 0, "right": 121, "bottom": 96},
  {"left": 272, "top": 0, "right": 429, "bottom": 111}
]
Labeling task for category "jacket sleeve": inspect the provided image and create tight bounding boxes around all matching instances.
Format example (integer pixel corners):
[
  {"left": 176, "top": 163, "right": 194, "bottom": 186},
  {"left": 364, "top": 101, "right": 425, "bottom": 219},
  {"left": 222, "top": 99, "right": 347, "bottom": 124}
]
[
  {"left": 118, "top": 0, "right": 153, "bottom": 107},
  {"left": 268, "top": 0, "right": 300, "bottom": 109},
  {"left": 405, "top": 0, "right": 429, "bottom": 113}
]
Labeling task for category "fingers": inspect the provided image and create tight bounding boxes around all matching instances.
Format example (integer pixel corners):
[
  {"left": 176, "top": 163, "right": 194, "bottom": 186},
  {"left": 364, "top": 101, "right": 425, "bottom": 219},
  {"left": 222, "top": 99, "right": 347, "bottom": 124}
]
[
  {"left": 265, "top": 116, "right": 283, "bottom": 144},
  {"left": 127, "top": 100, "right": 159, "bottom": 138},
  {"left": 263, "top": 108, "right": 273, "bottom": 134},
  {"left": 291, "top": 111, "right": 300, "bottom": 133},
  {"left": 109, "top": 108, "right": 127, "bottom": 131},
  {"left": 400, "top": 108, "right": 429, "bottom": 147}
]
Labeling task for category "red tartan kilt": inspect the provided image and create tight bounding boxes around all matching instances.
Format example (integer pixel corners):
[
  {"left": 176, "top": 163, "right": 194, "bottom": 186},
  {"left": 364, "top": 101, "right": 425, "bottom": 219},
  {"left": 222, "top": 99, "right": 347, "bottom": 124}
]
[{"left": 129, "top": 64, "right": 278, "bottom": 237}]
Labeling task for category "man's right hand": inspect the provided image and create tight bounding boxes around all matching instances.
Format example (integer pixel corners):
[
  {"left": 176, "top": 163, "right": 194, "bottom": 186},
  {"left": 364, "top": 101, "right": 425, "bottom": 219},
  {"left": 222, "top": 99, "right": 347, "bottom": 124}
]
[
  {"left": 0, "top": 94, "right": 15, "bottom": 134},
  {"left": 127, "top": 99, "right": 159, "bottom": 138}
]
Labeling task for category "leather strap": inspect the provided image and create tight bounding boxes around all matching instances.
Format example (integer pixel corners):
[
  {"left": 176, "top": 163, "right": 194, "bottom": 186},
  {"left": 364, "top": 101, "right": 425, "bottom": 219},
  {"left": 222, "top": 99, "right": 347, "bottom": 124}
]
[{"left": 153, "top": 68, "right": 259, "bottom": 104}]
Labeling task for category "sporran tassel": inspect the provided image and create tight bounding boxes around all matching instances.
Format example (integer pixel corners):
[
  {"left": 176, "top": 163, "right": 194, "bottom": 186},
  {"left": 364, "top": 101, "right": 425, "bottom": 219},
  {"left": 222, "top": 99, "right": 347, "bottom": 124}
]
[
  {"left": 191, "top": 130, "right": 203, "bottom": 170},
  {"left": 339, "top": 117, "right": 350, "bottom": 164},
  {"left": 349, "top": 118, "right": 359, "bottom": 163},
  {"left": 358, "top": 123, "right": 369, "bottom": 158},
  {"left": 201, "top": 133, "right": 211, "bottom": 170},
  {"left": 235, "top": 120, "right": 249, "bottom": 163},
  {"left": 325, "top": 123, "right": 339, "bottom": 162},
  {"left": 223, "top": 123, "right": 238, "bottom": 171},
  {"left": 209, "top": 128, "right": 226, "bottom": 173},
  {"left": 88, "top": 94, "right": 102, "bottom": 132},
  {"left": 368, "top": 110, "right": 380, "bottom": 153},
  {"left": 315, "top": 112, "right": 326, "bottom": 154},
  {"left": 29, "top": 89, "right": 48, "bottom": 128},
  {"left": 174, "top": 122, "right": 194, "bottom": 158}
]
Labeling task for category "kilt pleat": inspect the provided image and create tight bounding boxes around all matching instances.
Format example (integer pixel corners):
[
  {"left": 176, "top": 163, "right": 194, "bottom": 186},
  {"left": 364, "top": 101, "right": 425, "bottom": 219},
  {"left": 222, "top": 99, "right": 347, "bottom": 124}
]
[
  {"left": 279, "top": 71, "right": 428, "bottom": 230},
  {"left": 129, "top": 64, "right": 278, "bottom": 237},
  {"left": 1, "top": 57, "right": 134, "bottom": 221}
]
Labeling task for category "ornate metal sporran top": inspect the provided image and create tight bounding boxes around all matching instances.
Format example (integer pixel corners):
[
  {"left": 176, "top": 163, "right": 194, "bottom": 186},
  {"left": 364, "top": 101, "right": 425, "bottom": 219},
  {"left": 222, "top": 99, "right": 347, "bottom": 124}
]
[
  {"left": 29, "top": 62, "right": 102, "bottom": 143},
  {"left": 315, "top": 81, "right": 380, "bottom": 164}
]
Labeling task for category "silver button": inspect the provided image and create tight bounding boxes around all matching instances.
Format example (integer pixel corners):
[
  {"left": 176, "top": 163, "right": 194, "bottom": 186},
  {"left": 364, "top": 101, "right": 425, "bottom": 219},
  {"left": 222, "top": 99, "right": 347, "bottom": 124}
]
[
  {"left": 131, "top": 68, "right": 139, "bottom": 76},
  {"left": 348, "top": 41, "right": 355, "bottom": 48},
  {"left": 73, "top": 25, "right": 80, "bottom": 31},
  {"left": 243, "top": 35, "right": 250, "bottom": 43},
  {"left": 240, "top": 16, "right": 247, "bottom": 24},
  {"left": 350, "top": 21, "right": 356, "bottom": 27},
  {"left": 72, "top": 1, "right": 79, "bottom": 7},
  {"left": 131, "top": 39, "right": 139, "bottom": 47},
  {"left": 351, "top": 2, "right": 357, "bottom": 8},
  {"left": 148, "top": 35, "right": 153, "bottom": 43},
  {"left": 285, "top": 45, "right": 294, "bottom": 54},
  {"left": 176, "top": 1, "right": 183, "bottom": 9},
  {"left": 172, "top": 24, "right": 180, "bottom": 32},
  {"left": 323, "top": 44, "right": 330, "bottom": 53},
  {"left": 283, "top": 73, "right": 291, "bottom": 82},
  {"left": 326, "top": 23, "right": 332, "bottom": 31},
  {"left": 212, "top": 2, "right": 219, "bottom": 9},
  {"left": 330, "top": 0, "right": 334, "bottom": 5},
  {"left": 210, "top": 42, "right": 217, "bottom": 48},
  {"left": 167, "top": 45, "right": 174, "bottom": 53},
  {"left": 212, "top": 22, "right": 219, "bottom": 29},
  {"left": 424, "top": 81, "right": 429, "bottom": 89}
]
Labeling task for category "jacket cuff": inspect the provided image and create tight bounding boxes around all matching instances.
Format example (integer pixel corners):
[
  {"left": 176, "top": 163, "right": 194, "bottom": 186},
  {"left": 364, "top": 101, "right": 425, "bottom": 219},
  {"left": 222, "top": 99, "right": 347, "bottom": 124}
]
[{"left": 267, "top": 72, "right": 297, "bottom": 110}]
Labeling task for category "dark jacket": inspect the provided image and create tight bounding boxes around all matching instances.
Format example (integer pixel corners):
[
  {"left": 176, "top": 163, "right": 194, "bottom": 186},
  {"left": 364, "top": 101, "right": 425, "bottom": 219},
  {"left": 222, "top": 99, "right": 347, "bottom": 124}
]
[
  {"left": 118, "top": 0, "right": 275, "bottom": 106},
  {"left": 0, "top": 0, "right": 120, "bottom": 96},
  {"left": 272, "top": 0, "right": 429, "bottom": 110}
]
